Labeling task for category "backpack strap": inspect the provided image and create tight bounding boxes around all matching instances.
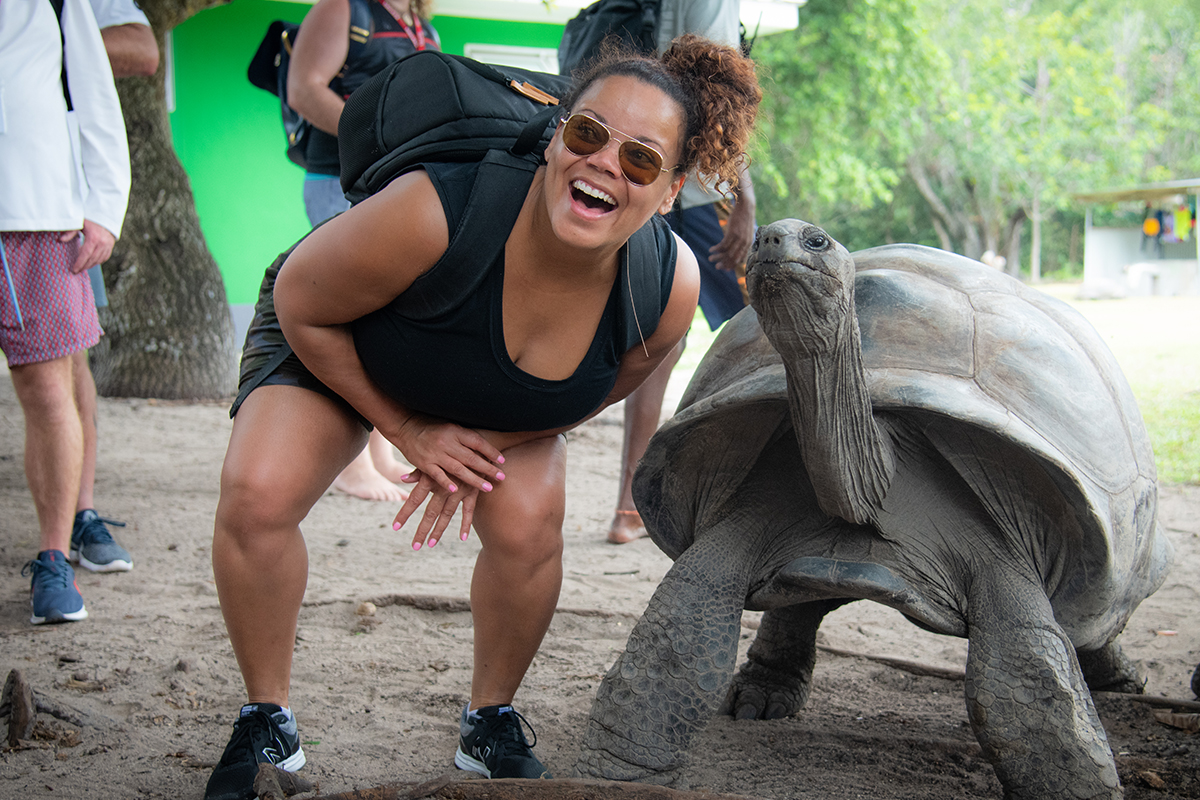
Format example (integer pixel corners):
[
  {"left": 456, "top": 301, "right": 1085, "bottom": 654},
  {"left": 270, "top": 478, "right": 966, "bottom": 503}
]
[
  {"left": 619, "top": 219, "right": 668, "bottom": 355},
  {"left": 390, "top": 149, "right": 542, "bottom": 319}
]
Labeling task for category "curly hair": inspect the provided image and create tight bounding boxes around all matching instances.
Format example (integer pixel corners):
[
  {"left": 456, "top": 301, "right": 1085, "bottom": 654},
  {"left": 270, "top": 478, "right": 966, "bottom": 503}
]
[
  {"left": 410, "top": 0, "right": 433, "bottom": 22},
  {"left": 559, "top": 34, "right": 761, "bottom": 190}
]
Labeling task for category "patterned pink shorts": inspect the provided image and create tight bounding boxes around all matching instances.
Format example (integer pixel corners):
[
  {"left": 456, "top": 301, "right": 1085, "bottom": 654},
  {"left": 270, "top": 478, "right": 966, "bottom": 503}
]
[{"left": 0, "top": 231, "right": 101, "bottom": 367}]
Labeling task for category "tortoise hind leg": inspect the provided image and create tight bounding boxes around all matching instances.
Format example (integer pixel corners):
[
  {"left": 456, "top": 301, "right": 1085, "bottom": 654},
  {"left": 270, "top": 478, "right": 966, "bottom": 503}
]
[
  {"left": 720, "top": 599, "right": 849, "bottom": 720},
  {"left": 966, "top": 567, "right": 1120, "bottom": 800},
  {"left": 1076, "top": 640, "right": 1145, "bottom": 694}
]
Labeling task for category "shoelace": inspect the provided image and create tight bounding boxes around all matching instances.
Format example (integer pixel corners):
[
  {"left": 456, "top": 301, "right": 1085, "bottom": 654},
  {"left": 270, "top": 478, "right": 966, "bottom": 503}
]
[
  {"left": 21, "top": 558, "right": 71, "bottom": 591},
  {"left": 481, "top": 708, "right": 538, "bottom": 752},
  {"left": 220, "top": 712, "right": 276, "bottom": 765},
  {"left": 78, "top": 515, "right": 127, "bottom": 543}
]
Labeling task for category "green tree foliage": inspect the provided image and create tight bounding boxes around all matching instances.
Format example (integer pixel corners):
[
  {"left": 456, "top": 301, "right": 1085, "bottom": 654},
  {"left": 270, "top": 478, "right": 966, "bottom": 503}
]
[
  {"left": 751, "top": 0, "right": 1197, "bottom": 278},
  {"left": 906, "top": 1, "right": 1164, "bottom": 274},
  {"left": 749, "top": 0, "right": 944, "bottom": 229}
]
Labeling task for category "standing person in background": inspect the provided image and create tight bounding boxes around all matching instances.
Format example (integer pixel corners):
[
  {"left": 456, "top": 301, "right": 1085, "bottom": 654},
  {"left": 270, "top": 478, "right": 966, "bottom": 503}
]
[
  {"left": 63, "top": 0, "right": 159, "bottom": 576},
  {"left": 0, "top": 0, "right": 130, "bottom": 623},
  {"left": 288, "top": 0, "right": 440, "bottom": 502},
  {"left": 607, "top": 0, "right": 757, "bottom": 544}
]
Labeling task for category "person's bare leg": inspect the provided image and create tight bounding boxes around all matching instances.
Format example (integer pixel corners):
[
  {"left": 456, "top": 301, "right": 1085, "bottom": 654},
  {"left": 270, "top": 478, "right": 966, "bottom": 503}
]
[
  {"left": 10, "top": 355, "right": 82, "bottom": 555},
  {"left": 468, "top": 435, "right": 567, "bottom": 709},
  {"left": 331, "top": 441, "right": 406, "bottom": 502},
  {"left": 71, "top": 349, "right": 98, "bottom": 512},
  {"left": 213, "top": 386, "right": 367, "bottom": 707},
  {"left": 367, "top": 428, "right": 414, "bottom": 484},
  {"left": 608, "top": 338, "right": 685, "bottom": 544}
]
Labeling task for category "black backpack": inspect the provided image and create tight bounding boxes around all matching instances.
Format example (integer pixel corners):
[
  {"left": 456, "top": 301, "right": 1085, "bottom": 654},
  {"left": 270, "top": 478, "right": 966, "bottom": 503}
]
[
  {"left": 557, "top": 0, "right": 661, "bottom": 76},
  {"left": 556, "top": 0, "right": 757, "bottom": 77},
  {"left": 339, "top": 51, "right": 569, "bottom": 205},
  {"left": 246, "top": 0, "right": 372, "bottom": 169}
]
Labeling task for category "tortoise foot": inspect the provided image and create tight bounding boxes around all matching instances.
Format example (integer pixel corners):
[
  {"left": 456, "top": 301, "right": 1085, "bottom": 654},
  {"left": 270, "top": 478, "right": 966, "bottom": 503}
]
[
  {"left": 720, "top": 661, "right": 811, "bottom": 720},
  {"left": 1077, "top": 642, "right": 1146, "bottom": 694}
]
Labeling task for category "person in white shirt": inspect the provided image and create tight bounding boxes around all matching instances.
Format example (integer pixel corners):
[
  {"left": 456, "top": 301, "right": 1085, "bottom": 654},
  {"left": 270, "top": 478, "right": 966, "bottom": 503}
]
[
  {"left": 60, "top": 0, "right": 159, "bottom": 581},
  {"left": 0, "top": 0, "right": 131, "bottom": 623}
]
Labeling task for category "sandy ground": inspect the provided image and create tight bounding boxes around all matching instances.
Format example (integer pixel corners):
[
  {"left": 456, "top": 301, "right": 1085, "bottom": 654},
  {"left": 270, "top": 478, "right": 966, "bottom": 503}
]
[{"left": 0, "top": 330, "right": 1198, "bottom": 799}]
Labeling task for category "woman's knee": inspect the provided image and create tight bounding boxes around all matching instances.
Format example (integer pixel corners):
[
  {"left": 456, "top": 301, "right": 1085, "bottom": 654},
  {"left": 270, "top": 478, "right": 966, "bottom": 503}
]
[
  {"left": 215, "top": 464, "right": 308, "bottom": 541},
  {"left": 216, "top": 387, "right": 365, "bottom": 540}
]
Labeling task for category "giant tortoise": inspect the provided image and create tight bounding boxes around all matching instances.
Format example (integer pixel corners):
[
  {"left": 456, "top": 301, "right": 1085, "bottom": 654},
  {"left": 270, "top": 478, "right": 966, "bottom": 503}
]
[{"left": 577, "top": 220, "right": 1173, "bottom": 799}]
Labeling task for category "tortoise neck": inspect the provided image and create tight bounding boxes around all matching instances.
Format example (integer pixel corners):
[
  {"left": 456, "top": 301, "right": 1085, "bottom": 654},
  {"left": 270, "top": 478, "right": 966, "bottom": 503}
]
[{"left": 780, "top": 317, "right": 894, "bottom": 525}]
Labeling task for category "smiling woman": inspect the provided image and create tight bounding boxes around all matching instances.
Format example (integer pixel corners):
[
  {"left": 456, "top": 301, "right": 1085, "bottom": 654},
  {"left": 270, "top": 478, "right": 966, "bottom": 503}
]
[{"left": 202, "top": 34, "right": 760, "bottom": 800}]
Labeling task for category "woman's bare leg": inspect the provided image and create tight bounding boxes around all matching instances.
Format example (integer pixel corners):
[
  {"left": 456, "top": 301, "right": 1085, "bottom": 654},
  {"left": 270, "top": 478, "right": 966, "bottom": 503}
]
[
  {"left": 467, "top": 435, "right": 567, "bottom": 709},
  {"left": 213, "top": 385, "right": 368, "bottom": 706},
  {"left": 608, "top": 338, "right": 684, "bottom": 544}
]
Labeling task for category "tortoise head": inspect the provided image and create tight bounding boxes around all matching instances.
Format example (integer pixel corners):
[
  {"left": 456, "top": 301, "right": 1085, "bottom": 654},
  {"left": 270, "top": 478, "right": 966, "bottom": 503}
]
[{"left": 746, "top": 220, "right": 856, "bottom": 357}]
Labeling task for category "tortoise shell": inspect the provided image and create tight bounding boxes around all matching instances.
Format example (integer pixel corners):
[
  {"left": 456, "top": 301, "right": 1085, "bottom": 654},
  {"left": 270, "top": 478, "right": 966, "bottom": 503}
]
[{"left": 635, "top": 244, "right": 1172, "bottom": 648}]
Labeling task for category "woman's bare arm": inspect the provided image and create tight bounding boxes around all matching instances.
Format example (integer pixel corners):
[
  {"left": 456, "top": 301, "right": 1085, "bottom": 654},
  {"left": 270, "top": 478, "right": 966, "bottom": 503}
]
[
  {"left": 275, "top": 171, "right": 506, "bottom": 496},
  {"left": 286, "top": 0, "right": 351, "bottom": 136}
]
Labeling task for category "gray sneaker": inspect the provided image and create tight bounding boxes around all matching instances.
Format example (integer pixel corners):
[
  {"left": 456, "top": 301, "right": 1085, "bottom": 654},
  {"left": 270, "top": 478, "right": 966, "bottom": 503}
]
[
  {"left": 455, "top": 704, "right": 551, "bottom": 779},
  {"left": 70, "top": 510, "right": 133, "bottom": 572}
]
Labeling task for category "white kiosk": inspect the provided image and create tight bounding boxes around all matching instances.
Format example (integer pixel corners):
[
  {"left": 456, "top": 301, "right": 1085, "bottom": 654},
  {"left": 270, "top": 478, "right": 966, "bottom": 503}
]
[{"left": 1074, "top": 178, "right": 1199, "bottom": 297}]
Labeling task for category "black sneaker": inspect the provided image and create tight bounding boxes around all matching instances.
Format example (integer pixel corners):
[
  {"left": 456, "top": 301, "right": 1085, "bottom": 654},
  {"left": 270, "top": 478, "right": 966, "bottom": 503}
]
[
  {"left": 454, "top": 704, "right": 551, "bottom": 779},
  {"left": 204, "top": 704, "right": 306, "bottom": 800}
]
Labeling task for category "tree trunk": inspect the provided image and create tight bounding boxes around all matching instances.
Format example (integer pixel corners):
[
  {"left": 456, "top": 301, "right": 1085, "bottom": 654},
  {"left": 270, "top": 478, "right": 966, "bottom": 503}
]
[
  {"left": 1003, "top": 208, "right": 1026, "bottom": 279},
  {"left": 1029, "top": 193, "right": 1042, "bottom": 282},
  {"left": 91, "top": 0, "right": 237, "bottom": 399}
]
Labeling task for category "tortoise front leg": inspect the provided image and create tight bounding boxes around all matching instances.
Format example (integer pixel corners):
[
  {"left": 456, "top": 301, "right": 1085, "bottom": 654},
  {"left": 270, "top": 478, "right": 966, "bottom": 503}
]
[
  {"left": 721, "top": 599, "right": 848, "bottom": 720},
  {"left": 576, "top": 527, "right": 751, "bottom": 784},
  {"left": 965, "top": 570, "right": 1120, "bottom": 800}
]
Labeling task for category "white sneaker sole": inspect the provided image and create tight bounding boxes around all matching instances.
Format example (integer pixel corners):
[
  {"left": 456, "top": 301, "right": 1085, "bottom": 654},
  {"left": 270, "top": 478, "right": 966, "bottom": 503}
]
[
  {"left": 276, "top": 747, "right": 306, "bottom": 772},
  {"left": 454, "top": 747, "right": 490, "bottom": 777},
  {"left": 30, "top": 605, "right": 88, "bottom": 625},
  {"left": 71, "top": 549, "right": 133, "bottom": 573}
]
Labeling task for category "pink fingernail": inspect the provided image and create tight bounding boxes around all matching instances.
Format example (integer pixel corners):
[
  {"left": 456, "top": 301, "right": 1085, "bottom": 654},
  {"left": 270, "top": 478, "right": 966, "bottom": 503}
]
[
  {"left": 497, "top": 455, "right": 505, "bottom": 464},
  {"left": 412, "top": 542, "right": 421, "bottom": 551},
  {"left": 448, "top": 483, "right": 458, "bottom": 493},
  {"left": 482, "top": 482, "right": 493, "bottom": 492},
  {"left": 428, "top": 538, "right": 437, "bottom": 548},
  {"left": 393, "top": 522, "right": 401, "bottom": 531},
  {"left": 461, "top": 532, "right": 469, "bottom": 541},
  {"left": 400, "top": 473, "right": 410, "bottom": 481},
  {"left": 496, "top": 472, "right": 505, "bottom": 481}
]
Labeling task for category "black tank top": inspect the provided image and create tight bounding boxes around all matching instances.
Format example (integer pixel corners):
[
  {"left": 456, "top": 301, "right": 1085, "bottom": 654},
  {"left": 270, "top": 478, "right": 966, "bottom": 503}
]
[
  {"left": 351, "top": 161, "right": 675, "bottom": 433},
  {"left": 305, "top": 1, "right": 440, "bottom": 176}
]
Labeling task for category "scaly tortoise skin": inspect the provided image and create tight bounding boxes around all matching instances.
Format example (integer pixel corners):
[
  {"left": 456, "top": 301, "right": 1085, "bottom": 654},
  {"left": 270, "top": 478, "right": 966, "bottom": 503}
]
[{"left": 577, "top": 220, "right": 1173, "bottom": 799}]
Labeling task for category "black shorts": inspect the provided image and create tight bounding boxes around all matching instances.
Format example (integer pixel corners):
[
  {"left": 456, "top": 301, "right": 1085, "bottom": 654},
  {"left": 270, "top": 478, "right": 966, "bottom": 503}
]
[{"left": 230, "top": 257, "right": 371, "bottom": 431}]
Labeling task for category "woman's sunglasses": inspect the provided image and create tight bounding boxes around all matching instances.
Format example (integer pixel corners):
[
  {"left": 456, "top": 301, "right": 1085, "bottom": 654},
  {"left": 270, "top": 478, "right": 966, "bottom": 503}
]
[{"left": 559, "top": 113, "right": 674, "bottom": 187}]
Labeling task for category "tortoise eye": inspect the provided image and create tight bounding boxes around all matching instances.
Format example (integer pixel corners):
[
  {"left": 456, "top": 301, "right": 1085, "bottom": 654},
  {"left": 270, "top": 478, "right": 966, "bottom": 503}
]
[{"left": 803, "top": 233, "right": 829, "bottom": 251}]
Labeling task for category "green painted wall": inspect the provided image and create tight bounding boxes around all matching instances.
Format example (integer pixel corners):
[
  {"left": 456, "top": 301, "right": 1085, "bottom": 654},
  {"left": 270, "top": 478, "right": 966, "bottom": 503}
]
[
  {"left": 433, "top": 16, "right": 566, "bottom": 54},
  {"left": 170, "top": 2, "right": 564, "bottom": 307}
]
